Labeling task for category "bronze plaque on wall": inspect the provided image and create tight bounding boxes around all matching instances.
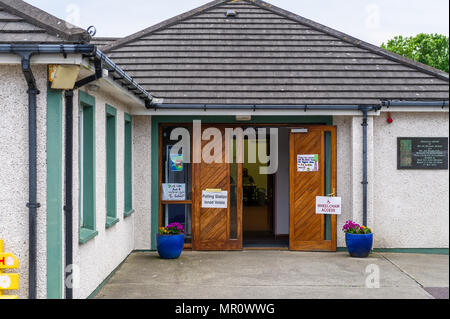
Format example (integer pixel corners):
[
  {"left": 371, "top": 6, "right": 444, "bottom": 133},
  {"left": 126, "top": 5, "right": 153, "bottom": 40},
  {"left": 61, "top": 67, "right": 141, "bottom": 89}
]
[{"left": 398, "top": 137, "right": 448, "bottom": 170}]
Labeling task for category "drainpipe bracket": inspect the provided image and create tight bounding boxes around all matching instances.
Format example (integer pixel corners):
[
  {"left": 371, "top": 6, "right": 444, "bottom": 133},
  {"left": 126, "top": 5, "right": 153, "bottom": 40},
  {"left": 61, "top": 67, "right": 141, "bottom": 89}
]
[
  {"left": 26, "top": 202, "right": 41, "bottom": 208},
  {"left": 27, "top": 88, "right": 40, "bottom": 95}
]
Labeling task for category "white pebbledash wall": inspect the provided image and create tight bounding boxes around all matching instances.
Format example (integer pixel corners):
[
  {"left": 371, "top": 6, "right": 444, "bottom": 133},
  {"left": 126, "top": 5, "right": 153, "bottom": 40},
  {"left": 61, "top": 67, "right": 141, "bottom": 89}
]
[
  {"left": 0, "top": 62, "right": 152, "bottom": 299},
  {"left": 70, "top": 89, "right": 152, "bottom": 299},
  {"left": 334, "top": 111, "right": 449, "bottom": 249},
  {"left": 0, "top": 65, "right": 48, "bottom": 299},
  {"left": 373, "top": 111, "right": 449, "bottom": 248}
]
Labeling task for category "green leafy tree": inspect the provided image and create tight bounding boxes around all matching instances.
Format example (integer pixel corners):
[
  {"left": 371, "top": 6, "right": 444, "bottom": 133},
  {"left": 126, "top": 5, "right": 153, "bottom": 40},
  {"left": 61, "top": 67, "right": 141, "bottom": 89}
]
[{"left": 381, "top": 33, "right": 449, "bottom": 73}]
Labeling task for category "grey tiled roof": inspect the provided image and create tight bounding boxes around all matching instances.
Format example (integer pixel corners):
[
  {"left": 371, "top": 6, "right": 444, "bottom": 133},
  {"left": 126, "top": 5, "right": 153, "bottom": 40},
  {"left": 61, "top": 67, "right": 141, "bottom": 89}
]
[
  {"left": 91, "top": 37, "right": 120, "bottom": 49},
  {"left": 104, "top": 0, "right": 449, "bottom": 105},
  {"left": 0, "top": 0, "right": 90, "bottom": 43}
]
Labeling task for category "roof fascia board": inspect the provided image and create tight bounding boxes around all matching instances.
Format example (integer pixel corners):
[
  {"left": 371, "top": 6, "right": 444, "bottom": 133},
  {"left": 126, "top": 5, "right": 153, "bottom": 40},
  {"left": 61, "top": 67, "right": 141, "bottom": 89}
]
[
  {"left": 249, "top": 0, "right": 449, "bottom": 82},
  {"left": 381, "top": 106, "right": 449, "bottom": 113},
  {"left": 130, "top": 109, "right": 380, "bottom": 117},
  {"left": 0, "top": 0, "right": 90, "bottom": 43},
  {"left": 80, "top": 57, "right": 145, "bottom": 108},
  {"left": 0, "top": 53, "right": 82, "bottom": 65},
  {"left": 102, "top": 0, "right": 229, "bottom": 52}
]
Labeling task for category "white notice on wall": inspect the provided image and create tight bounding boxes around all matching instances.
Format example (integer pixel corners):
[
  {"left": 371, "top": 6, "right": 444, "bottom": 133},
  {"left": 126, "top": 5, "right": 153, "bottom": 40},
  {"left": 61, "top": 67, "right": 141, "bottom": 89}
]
[
  {"left": 316, "top": 196, "right": 342, "bottom": 215},
  {"left": 202, "top": 190, "right": 228, "bottom": 208},
  {"left": 162, "top": 183, "right": 186, "bottom": 201}
]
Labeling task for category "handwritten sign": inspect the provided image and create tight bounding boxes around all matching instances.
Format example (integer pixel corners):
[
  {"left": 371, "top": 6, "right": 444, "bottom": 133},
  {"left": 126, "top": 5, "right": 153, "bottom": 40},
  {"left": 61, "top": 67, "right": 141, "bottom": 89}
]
[
  {"left": 316, "top": 196, "right": 342, "bottom": 215},
  {"left": 162, "top": 184, "right": 186, "bottom": 201},
  {"left": 297, "top": 154, "right": 319, "bottom": 172},
  {"left": 202, "top": 190, "right": 228, "bottom": 208}
]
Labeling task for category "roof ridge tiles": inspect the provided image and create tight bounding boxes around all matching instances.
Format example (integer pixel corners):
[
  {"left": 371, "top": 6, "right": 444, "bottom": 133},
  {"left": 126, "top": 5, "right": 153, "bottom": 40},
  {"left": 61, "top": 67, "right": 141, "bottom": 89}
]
[
  {"left": 103, "top": 0, "right": 448, "bottom": 82},
  {"left": 0, "top": 0, "right": 91, "bottom": 43}
]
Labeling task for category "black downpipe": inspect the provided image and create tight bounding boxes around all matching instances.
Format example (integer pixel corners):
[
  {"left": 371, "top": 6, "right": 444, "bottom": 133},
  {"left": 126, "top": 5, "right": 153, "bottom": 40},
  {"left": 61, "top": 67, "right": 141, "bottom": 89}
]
[
  {"left": 64, "top": 90, "right": 74, "bottom": 300},
  {"left": 359, "top": 106, "right": 371, "bottom": 226},
  {"left": 19, "top": 52, "right": 40, "bottom": 300}
]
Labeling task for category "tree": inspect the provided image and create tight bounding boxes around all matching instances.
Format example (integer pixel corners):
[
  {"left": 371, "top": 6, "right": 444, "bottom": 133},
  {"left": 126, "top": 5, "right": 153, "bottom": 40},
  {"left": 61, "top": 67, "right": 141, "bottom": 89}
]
[{"left": 381, "top": 33, "right": 449, "bottom": 73}]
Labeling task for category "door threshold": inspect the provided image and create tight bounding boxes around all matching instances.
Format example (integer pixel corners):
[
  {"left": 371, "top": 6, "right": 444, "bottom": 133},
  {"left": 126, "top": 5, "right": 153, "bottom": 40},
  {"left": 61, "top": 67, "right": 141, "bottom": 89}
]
[{"left": 243, "top": 247, "right": 289, "bottom": 251}]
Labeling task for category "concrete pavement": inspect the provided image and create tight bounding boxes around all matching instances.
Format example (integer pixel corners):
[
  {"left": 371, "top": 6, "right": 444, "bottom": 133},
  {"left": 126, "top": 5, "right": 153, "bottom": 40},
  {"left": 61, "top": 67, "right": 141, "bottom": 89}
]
[{"left": 94, "top": 251, "right": 449, "bottom": 299}]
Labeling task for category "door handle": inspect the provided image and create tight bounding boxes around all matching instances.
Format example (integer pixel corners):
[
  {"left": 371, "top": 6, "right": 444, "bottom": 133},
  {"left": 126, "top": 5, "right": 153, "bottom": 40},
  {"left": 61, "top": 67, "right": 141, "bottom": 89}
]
[{"left": 327, "top": 188, "right": 336, "bottom": 197}]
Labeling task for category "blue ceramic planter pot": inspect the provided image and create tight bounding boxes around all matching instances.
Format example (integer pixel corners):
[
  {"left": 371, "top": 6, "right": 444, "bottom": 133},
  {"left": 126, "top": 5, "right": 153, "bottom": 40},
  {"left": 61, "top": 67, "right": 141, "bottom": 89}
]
[
  {"left": 345, "top": 233, "right": 373, "bottom": 258},
  {"left": 156, "top": 234, "right": 185, "bottom": 259}
]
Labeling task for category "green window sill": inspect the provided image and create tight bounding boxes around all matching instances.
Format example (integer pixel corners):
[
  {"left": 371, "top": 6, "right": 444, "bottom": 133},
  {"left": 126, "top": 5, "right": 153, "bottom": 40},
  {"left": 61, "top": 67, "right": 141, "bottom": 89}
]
[
  {"left": 124, "top": 209, "right": 135, "bottom": 218},
  {"left": 106, "top": 216, "right": 120, "bottom": 229},
  {"left": 79, "top": 228, "right": 98, "bottom": 244}
]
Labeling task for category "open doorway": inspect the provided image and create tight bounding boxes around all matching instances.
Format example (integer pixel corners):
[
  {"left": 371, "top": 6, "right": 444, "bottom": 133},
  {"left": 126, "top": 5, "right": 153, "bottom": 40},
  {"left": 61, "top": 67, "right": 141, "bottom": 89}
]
[{"left": 242, "top": 127, "right": 289, "bottom": 248}]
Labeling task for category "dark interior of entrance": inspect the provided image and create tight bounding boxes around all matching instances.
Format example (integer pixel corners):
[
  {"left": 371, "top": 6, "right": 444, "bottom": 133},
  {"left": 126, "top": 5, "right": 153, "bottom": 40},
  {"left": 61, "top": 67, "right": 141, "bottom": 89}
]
[{"left": 242, "top": 128, "right": 289, "bottom": 248}]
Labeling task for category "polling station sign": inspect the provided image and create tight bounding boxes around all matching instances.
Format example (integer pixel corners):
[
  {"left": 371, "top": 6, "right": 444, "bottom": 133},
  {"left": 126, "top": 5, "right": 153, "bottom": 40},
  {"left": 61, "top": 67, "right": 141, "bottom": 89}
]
[
  {"left": 316, "top": 196, "right": 342, "bottom": 215},
  {"left": 202, "top": 190, "right": 228, "bottom": 209}
]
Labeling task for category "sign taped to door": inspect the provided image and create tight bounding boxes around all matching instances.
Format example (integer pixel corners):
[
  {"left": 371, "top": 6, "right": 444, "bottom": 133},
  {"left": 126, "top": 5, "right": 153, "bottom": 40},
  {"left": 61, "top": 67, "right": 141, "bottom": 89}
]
[
  {"left": 297, "top": 154, "right": 319, "bottom": 172},
  {"left": 316, "top": 196, "right": 341, "bottom": 215},
  {"left": 202, "top": 190, "right": 228, "bottom": 208}
]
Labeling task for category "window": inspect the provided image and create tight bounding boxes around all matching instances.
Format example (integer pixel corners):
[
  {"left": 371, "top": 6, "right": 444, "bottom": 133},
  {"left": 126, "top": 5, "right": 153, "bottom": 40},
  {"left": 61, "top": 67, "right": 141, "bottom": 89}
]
[
  {"left": 124, "top": 113, "right": 133, "bottom": 217},
  {"left": 161, "top": 126, "right": 192, "bottom": 243},
  {"left": 79, "top": 91, "right": 98, "bottom": 243},
  {"left": 106, "top": 105, "right": 119, "bottom": 228}
]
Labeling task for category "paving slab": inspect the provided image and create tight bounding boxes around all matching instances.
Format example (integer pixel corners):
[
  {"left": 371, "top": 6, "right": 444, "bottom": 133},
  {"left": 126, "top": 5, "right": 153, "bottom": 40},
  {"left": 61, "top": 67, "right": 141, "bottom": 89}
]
[
  {"left": 95, "top": 251, "right": 447, "bottom": 299},
  {"left": 380, "top": 253, "right": 449, "bottom": 287}
]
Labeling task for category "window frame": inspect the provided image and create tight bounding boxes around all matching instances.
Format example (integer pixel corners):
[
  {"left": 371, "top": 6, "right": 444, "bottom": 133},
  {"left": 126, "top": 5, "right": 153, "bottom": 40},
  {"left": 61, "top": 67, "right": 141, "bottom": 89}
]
[
  {"left": 124, "top": 113, "right": 134, "bottom": 217},
  {"left": 78, "top": 91, "right": 98, "bottom": 244},
  {"left": 105, "top": 104, "right": 119, "bottom": 228}
]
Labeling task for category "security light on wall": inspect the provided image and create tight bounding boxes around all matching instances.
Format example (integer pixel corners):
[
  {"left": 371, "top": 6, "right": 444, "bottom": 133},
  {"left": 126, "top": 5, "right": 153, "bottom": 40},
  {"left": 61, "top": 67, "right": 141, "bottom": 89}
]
[
  {"left": 236, "top": 115, "right": 252, "bottom": 121},
  {"left": 48, "top": 64, "right": 81, "bottom": 90}
]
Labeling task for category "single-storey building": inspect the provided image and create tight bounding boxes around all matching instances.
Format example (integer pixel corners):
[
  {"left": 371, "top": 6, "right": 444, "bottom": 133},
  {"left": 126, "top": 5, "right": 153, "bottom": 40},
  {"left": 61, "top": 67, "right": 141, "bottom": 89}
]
[{"left": 0, "top": 0, "right": 448, "bottom": 299}]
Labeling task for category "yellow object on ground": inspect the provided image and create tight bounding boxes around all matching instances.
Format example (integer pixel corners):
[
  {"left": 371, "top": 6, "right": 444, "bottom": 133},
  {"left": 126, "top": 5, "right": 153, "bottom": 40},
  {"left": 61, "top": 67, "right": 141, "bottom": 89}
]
[{"left": 0, "top": 239, "right": 19, "bottom": 299}]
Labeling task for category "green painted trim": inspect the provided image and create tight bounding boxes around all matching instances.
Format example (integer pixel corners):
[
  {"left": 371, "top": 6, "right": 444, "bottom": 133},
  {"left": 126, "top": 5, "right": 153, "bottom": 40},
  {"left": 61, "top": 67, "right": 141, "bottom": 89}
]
[
  {"left": 150, "top": 115, "right": 333, "bottom": 250},
  {"left": 337, "top": 247, "right": 449, "bottom": 255},
  {"left": 46, "top": 85, "right": 63, "bottom": 299},
  {"left": 105, "top": 217, "right": 120, "bottom": 229},
  {"left": 373, "top": 248, "right": 449, "bottom": 255},
  {"left": 124, "top": 209, "right": 135, "bottom": 218},
  {"left": 79, "top": 91, "right": 96, "bottom": 243},
  {"left": 87, "top": 251, "right": 132, "bottom": 299},
  {"left": 106, "top": 104, "right": 117, "bottom": 117},
  {"left": 106, "top": 104, "right": 117, "bottom": 221},
  {"left": 79, "top": 228, "right": 99, "bottom": 244},
  {"left": 124, "top": 114, "right": 133, "bottom": 215}
]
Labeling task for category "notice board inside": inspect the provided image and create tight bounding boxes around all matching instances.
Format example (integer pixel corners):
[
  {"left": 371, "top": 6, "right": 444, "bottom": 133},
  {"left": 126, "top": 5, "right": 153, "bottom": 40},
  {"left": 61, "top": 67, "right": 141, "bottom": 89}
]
[{"left": 397, "top": 137, "right": 448, "bottom": 170}]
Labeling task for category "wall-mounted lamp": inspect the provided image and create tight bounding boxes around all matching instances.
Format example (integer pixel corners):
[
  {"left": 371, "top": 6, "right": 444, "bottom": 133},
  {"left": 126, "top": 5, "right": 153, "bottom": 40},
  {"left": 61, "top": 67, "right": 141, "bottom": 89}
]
[
  {"left": 48, "top": 65, "right": 80, "bottom": 90},
  {"left": 236, "top": 115, "right": 252, "bottom": 121}
]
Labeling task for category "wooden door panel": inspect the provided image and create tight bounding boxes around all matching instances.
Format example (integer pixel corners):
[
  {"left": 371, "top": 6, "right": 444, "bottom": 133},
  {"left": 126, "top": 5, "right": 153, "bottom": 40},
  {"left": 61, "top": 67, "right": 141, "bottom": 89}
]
[
  {"left": 290, "top": 126, "right": 337, "bottom": 251},
  {"left": 193, "top": 126, "right": 242, "bottom": 250}
]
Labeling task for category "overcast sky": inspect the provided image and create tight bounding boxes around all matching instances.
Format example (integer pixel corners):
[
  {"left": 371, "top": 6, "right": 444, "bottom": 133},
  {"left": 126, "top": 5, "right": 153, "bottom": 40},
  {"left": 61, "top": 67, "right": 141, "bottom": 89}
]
[{"left": 26, "top": 0, "right": 449, "bottom": 46}]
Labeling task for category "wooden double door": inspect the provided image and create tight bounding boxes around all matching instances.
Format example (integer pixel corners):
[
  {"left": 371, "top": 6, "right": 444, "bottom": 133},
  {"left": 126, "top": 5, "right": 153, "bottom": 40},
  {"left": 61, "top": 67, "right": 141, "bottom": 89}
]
[{"left": 191, "top": 125, "right": 337, "bottom": 251}]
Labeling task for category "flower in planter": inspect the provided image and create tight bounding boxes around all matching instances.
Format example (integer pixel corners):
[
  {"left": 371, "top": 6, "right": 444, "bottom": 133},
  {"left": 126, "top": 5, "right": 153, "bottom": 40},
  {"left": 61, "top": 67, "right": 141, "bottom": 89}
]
[
  {"left": 342, "top": 220, "right": 372, "bottom": 234},
  {"left": 159, "top": 222, "right": 185, "bottom": 235}
]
